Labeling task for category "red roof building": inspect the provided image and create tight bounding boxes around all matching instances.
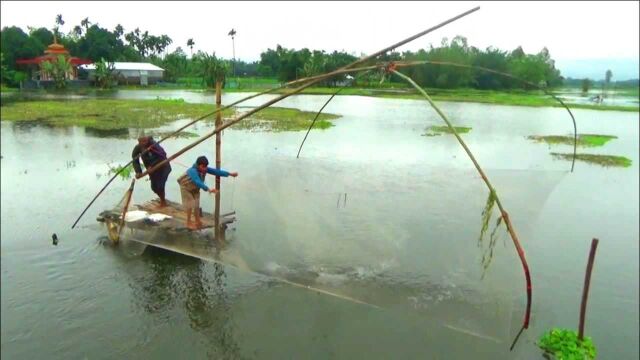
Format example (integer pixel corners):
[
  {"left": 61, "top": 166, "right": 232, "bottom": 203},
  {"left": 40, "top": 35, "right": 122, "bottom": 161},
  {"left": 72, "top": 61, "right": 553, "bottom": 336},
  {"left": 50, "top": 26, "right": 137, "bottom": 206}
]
[{"left": 16, "top": 38, "right": 93, "bottom": 81}]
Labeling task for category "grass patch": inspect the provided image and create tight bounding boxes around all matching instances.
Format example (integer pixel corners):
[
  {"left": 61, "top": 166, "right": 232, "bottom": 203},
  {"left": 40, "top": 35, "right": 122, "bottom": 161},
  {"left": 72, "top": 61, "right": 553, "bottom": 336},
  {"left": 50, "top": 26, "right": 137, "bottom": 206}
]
[
  {"left": 423, "top": 125, "right": 472, "bottom": 136},
  {"left": 233, "top": 107, "right": 340, "bottom": 132},
  {"left": 0, "top": 98, "right": 235, "bottom": 129},
  {"left": 0, "top": 85, "right": 18, "bottom": 93},
  {"left": 528, "top": 134, "right": 618, "bottom": 147},
  {"left": 551, "top": 152, "right": 632, "bottom": 168},
  {"left": 0, "top": 98, "right": 340, "bottom": 132},
  {"left": 538, "top": 328, "right": 596, "bottom": 360}
]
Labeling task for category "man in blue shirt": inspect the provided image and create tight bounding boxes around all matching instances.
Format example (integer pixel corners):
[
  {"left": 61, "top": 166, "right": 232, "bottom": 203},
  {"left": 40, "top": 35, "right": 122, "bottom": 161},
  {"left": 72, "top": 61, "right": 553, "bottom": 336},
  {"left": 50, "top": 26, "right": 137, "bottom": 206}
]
[{"left": 177, "top": 156, "right": 238, "bottom": 230}]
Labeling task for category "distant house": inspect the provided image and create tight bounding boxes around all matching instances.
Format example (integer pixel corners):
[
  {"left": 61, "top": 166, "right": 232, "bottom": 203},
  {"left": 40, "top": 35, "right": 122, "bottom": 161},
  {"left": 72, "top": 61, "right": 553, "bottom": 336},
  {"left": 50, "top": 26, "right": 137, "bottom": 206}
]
[{"left": 79, "top": 62, "right": 165, "bottom": 85}]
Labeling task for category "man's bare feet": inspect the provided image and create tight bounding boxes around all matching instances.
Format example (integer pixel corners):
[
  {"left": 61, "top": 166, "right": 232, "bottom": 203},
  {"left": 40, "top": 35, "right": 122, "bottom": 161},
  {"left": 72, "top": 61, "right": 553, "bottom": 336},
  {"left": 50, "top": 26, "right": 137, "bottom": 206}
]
[
  {"left": 158, "top": 199, "right": 167, "bottom": 208},
  {"left": 194, "top": 221, "right": 204, "bottom": 229},
  {"left": 186, "top": 221, "right": 198, "bottom": 230}
]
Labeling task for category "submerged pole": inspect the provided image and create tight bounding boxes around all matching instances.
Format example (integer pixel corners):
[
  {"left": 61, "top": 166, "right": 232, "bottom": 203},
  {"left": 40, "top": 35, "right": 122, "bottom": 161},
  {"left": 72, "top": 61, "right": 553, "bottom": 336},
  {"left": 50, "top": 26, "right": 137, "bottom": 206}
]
[
  {"left": 215, "top": 80, "right": 223, "bottom": 242},
  {"left": 578, "top": 238, "right": 599, "bottom": 340}
]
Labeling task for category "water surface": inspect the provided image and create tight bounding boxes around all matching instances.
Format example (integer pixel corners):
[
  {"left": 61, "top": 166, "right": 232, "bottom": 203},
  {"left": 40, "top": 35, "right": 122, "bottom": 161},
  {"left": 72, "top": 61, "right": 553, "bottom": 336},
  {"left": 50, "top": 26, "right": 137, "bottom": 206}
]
[{"left": 1, "top": 91, "right": 638, "bottom": 359}]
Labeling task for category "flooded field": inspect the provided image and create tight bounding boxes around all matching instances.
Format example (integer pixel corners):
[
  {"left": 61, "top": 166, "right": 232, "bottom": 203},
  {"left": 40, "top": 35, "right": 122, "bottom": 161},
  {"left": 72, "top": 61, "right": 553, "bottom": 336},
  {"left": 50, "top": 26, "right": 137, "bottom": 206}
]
[{"left": 1, "top": 91, "right": 638, "bottom": 359}]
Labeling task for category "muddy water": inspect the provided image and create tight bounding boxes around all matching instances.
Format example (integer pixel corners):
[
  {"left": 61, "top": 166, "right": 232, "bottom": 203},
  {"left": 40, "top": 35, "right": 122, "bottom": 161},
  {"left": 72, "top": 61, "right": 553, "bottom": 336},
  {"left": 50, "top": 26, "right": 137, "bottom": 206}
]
[{"left": 1, "top": 91, "right": 638, "bottom": 359}]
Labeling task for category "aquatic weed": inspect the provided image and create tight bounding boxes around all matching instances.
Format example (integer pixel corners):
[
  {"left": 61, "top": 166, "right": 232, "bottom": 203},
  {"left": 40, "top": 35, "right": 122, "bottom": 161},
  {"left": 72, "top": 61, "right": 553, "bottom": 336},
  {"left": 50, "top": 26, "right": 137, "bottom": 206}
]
[
  {"left": 108, "top": 163, "right": 134, "bottom": 180},
  {"left": 538, "top": 328, "right": 597, "bottom": 360}
]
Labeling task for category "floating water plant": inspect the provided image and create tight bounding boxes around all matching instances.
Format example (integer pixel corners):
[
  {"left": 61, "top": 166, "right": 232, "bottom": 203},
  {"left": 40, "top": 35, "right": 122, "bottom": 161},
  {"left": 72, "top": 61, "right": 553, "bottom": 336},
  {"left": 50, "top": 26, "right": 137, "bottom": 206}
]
[
  {"left": 233, "top": 107, "right": 340, "bottom": 132},
  {"left": 0, "top": 99, "right": 337, "bottom": 132},
  {"left": 423, "top": 125, "right": 472, "bottom": 136},
  {"left": 538, "top": 328, "right": 597, "bottom": 360},
  {"left": 528, "top": 134, "right": 617, "bottom": 147},
  {"left": 107, "top": 163, "right": 133, "bottom": 180},
  {"left": 551, "top": 153, "right": 632, "bottom": 168},
  {"left": 539, "top": 239, "right": 600, "bottom": 360}
]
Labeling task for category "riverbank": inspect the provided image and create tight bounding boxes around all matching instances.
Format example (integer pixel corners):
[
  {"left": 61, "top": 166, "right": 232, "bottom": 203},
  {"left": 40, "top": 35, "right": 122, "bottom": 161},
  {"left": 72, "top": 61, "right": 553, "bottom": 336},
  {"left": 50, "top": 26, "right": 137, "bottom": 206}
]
[{"left": 2, "top": 85, "right": 638, "bottom": 112}]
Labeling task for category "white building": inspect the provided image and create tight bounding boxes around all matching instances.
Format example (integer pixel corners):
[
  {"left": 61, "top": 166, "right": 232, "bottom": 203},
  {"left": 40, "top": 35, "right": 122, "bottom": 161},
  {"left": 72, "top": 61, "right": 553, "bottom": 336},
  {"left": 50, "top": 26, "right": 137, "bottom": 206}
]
[{"left": 79, "top": 62, "right": 165, "bottom": 85}]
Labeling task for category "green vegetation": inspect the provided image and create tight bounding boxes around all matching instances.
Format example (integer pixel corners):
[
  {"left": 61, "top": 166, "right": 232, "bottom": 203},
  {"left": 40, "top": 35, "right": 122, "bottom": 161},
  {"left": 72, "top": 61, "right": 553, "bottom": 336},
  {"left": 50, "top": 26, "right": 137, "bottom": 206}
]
[
  {"left": 0, "top": 98, "right": 340, "bottom": 132},
  {"left": 528, "top": 134, "right": 618, "bottom": 147},
  {"left": 0, "top": 84, "right": 17, "bottom": 92},
  {"left": 231, "top": 107, "right": 339, "bottom": 132},
  {"left": 41, "top": 55, "right": 71, "bottom": 89},
  {"left": 582, "top": 78, "right": 592, "bottom": 94},
  {"left": 94, "top": 58, "right": 117, "bottom": 89},
  {"left": 423, "top": 125, "right": 472, "bottom": 136},
  {"left": 228, "top": 87, "right": 637, "bottom": 112},
  {"left": 0, "top": 98, "right": 234, "bottom": 129},
  {"left": 2, "top": 16, "right": 637, "bottom": 112},
  {"left": 1, "top": 18, "right": 561, "bottom": 91},
  {"left": 551, "top": 153, "right": 632, "bottom": 168},
  {"left": 107, "top": 163, "right": 133, "bottom": 180},
  {"left": 538, "top": 328, "right": 596, "bottom": 360},
  {"left": 614, "top": 87, "right": 639, "bottom": 97},
  {"left": 478, "top": 189, "right": 503, "bottom": 277}
]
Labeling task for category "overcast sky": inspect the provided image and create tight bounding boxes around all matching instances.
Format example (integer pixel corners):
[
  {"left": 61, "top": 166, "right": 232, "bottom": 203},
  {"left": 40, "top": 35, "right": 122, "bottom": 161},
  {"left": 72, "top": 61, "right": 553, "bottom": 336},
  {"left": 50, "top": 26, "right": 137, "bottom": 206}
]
[{"left": 2, "top": 1, "right": 639, "bottom": 79}]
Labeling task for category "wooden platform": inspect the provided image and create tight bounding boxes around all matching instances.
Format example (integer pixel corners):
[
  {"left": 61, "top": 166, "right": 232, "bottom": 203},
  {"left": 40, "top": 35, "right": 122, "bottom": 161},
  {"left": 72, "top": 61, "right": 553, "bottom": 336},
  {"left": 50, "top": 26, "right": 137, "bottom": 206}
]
[{"left": 97, "top": 198, "right": 235, "bottom": 235}]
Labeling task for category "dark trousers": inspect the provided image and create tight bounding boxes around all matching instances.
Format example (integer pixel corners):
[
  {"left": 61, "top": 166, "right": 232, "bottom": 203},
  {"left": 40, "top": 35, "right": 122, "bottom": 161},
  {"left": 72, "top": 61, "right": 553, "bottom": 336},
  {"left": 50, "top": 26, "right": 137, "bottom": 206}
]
[{"left": 149, "top": 165, "right": 172, "bottom": 197}]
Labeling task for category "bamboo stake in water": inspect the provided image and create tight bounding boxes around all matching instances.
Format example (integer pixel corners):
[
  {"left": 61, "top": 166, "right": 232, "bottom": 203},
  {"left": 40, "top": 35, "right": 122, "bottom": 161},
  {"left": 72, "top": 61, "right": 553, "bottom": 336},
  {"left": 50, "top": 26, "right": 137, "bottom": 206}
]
[
  {"left": 578, "top": 238, "right": 599, "bottom": 340},
  {"left": 215, "top": 80, "right": 223, "bottom": 242},
  {"left": 392, "top": 69, "right": 533, "bottom": 349}
]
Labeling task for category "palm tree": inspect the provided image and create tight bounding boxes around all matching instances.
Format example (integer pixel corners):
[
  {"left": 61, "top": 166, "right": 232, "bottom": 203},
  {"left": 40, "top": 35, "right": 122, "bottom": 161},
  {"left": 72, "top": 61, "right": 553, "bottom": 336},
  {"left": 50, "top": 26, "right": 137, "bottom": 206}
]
[
  {"left": 228, "top": 29, "right": 236, "bottom": 76},
  {"left": 81, "top": 17, "right": 90, "bottom": 31},
  {"left": 54, "top": 14, "right": 65, "bottom": 40},
  {"left": 187, "top": 38, "right": 195, "bottom": 57},
  {"left": 73, "top": 25, "right": 83, "bottom": 37}
]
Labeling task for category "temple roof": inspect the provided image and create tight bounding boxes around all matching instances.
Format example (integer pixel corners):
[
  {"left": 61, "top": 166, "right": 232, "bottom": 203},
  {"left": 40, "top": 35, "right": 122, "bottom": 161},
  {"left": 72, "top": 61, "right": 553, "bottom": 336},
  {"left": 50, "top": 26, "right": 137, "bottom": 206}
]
[{"left": 16, "top": 39, "right": 92, "bottom": 66}]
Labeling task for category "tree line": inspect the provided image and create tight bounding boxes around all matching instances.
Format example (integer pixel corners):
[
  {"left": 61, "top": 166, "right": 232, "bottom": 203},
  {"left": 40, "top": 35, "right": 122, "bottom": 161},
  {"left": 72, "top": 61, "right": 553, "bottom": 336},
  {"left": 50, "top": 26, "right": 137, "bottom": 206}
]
[{"left": 2, "top": 15, "right": 567, "bottom": 90}]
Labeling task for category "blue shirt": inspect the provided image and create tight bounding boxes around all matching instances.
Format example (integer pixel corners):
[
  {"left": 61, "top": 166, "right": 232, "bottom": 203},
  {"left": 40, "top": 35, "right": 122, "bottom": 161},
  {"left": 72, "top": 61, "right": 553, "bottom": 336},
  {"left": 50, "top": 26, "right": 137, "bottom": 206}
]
[{"left": 186, "top": 163, "right": 230, "bottom": 191}]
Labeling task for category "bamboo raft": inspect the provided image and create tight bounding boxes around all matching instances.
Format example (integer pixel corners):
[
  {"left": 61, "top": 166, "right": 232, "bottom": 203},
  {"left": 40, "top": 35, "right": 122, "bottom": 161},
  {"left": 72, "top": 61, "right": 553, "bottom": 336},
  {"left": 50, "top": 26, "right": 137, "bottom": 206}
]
[{"left": 96, "top": 198, "right": 236, "bottom": 243}]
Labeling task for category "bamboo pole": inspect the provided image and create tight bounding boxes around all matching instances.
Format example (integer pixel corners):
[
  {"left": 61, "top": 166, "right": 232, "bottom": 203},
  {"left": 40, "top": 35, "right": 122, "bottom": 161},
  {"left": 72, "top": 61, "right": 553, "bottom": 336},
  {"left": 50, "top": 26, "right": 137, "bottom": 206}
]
[
  {"left": 578, "top": 238, "right": 599, "bottom": 340},
  {"left": 391, "top": 69, "right": 533, "bottom": 348},
  {"left": 116, "top": 178, "right": 136, "bottom": 243},
  {"left": 215, "top": 80, "right": 223, "bottom": 242}
]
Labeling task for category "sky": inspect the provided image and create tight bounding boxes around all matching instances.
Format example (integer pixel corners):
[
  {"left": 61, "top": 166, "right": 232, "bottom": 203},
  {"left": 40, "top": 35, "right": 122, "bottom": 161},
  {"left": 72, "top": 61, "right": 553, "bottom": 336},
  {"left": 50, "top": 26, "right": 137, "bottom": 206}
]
[{"left": 2, "top": 1, "right": 639, "bottom": 79}]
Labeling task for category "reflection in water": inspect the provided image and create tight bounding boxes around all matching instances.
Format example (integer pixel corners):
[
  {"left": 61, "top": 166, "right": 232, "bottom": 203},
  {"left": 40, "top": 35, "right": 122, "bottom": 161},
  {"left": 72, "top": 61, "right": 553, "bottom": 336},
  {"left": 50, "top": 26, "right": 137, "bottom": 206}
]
[{"left": 121, "top": 245, "right": 244, "bottom": 359}]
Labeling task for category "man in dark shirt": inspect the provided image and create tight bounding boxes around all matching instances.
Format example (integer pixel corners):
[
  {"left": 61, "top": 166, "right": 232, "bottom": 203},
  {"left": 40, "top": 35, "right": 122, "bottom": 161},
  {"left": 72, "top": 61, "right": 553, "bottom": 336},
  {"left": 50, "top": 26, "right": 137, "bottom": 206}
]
[{"left": 132, "top": 136, "right": 172, "bottom": 207}]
